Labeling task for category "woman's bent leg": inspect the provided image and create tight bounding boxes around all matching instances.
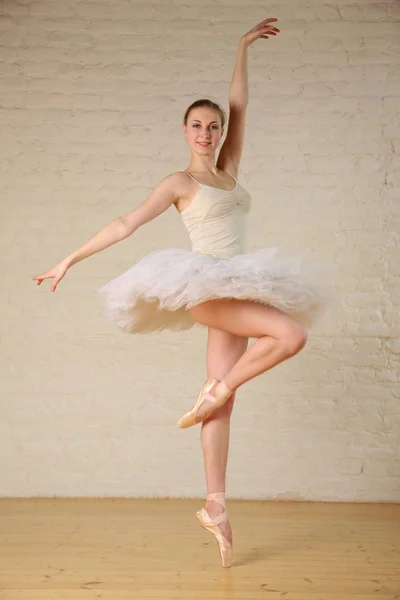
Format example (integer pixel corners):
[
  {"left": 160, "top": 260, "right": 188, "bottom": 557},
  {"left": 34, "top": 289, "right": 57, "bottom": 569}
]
[{"left": 189, "top": 299, "right": 308, "bottom": 394}]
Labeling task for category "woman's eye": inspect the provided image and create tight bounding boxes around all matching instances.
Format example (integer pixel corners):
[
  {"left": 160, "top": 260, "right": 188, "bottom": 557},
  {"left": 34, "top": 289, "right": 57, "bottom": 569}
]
[{"left": 192, "top": 124, "right": 218, "bottom": 129}]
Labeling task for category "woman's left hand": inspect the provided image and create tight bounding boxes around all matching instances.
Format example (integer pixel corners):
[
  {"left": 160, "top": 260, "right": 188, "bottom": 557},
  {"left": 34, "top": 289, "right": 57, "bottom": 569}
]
[{"left": 241, "top": 18, "right": 280, "bottom": 47}]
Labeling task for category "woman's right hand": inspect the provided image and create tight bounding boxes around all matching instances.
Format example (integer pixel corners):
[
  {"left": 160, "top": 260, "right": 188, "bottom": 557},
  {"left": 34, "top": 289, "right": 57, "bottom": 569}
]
[
  {"left": 241, "top": 18, "right": 280, "bottom": 47},
  {"left": 32, "top": 260, "right": 69, "bottom": 292}
]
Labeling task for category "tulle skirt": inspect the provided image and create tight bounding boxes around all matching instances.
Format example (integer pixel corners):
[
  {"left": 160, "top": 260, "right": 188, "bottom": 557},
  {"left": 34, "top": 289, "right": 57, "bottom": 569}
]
[{"left": 98, "top": 247, "right": 330, "bottom": 334}]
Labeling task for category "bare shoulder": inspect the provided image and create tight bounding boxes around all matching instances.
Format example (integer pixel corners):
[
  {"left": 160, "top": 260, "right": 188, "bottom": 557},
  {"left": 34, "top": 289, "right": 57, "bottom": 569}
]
[
  {"left": 121, "top": 171, "right": 194, "bottom": 230},
  {"left": 169, "top": 170, "right": 193, "bottom": 190},
  {"left": 156, "top": 171, "right": 190, "bottom": 198},
  {"left": 167, "top": 171, "right": 198, "bottom": 212}
]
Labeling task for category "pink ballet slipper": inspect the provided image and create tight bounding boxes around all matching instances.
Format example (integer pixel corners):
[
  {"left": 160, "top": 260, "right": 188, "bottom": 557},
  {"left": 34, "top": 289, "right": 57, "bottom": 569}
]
[
  {"left": 196, "top": 492, "right": 232, "bottom": 568},
  {"left": 177, "top": 377, "right": 233, "bottom": 428}
]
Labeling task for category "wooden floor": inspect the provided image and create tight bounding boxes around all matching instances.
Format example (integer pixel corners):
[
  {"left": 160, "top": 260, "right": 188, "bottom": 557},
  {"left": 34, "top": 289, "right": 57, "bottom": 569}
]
[{"left": 0, "top": 498, "right": 399, "bottom": 599}]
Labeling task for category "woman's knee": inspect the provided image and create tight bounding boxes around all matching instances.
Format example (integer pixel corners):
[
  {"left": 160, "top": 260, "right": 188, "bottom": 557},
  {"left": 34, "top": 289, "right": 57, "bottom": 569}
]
[{"left": 280, "top": 322, "right": 308, "bottom": 357}]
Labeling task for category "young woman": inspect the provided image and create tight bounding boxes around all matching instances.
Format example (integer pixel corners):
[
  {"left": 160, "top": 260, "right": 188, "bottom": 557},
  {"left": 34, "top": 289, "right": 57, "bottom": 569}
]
[{"left": 33, "top": 18, "right": 327, "bottom": 568}]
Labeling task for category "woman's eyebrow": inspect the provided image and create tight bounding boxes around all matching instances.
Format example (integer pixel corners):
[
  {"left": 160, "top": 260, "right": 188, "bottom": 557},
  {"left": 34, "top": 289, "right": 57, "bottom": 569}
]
[{"left": 191, "top": 119, "right": 219, "bottom": 124}]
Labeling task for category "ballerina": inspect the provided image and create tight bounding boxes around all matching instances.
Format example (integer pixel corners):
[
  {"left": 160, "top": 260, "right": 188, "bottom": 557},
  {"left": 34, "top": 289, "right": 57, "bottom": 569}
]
[{"left": 33, "top": 18, "right": 327, "bottom": 568}]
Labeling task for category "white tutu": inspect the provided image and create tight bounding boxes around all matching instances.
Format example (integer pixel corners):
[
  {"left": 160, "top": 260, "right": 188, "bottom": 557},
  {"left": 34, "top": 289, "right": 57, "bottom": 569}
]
[{"left": 98, "top": 247, "right": 330, "bottom": 334}]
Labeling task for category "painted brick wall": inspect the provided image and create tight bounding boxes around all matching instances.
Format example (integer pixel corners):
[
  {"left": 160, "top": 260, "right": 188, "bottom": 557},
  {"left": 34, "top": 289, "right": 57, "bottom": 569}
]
[{"left": 1, "top": 0, "right": 399, "bottom": 500}]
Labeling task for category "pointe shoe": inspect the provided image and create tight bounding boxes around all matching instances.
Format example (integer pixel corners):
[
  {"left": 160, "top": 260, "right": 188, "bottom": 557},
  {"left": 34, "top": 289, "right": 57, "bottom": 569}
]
[
  {"left": 196, "top": 492, "right": 232, "bottom": 568},
  {"left": 176, "top": 377, "right": 233, "bottom": 429}
]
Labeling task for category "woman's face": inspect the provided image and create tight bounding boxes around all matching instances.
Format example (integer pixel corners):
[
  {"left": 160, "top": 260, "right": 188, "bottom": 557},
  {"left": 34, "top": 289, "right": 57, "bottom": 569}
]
[{"left": 183, "top": 107, "right": 224, "bottom": 155}]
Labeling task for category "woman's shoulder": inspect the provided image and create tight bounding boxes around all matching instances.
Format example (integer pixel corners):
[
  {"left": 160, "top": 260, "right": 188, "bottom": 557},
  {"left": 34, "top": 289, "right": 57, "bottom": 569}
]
[
  {"left": 161, "top": 171, "right": 192, "bottom": 186},
  {"left": 165, "top": 171, "right": 197, "bottom": 198},
  {"left": 160, "top": 172, "right": 198, "bottom": 215},
  {"left": 168, "top": 170, "right": 193, "bottom": 184}
]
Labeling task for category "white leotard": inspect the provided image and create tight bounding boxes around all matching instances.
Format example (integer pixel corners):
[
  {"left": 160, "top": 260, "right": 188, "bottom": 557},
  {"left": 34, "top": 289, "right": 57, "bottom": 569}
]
[{"left": 180, "top": 172, "right": 251, "bottom": 260}]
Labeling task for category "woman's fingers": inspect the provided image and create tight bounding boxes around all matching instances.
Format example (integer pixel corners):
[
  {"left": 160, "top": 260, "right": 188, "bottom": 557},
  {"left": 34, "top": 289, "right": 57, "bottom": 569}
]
[
  {"left": 263, "top": 26, "right": 280, "bottom": 33},
  {"left": 32, "top": 274, "right": 46, "bottom": 284},
  {"left": 260, "top": 21, "right": 280, "bottom": 37},
  {"left": 33, "top": 261, "right": 67, "bottom": 292},
  {"left": 50, "top": 279, "right": 59, "bottom": 293},
  {"left": 242, "top": 17, "right": 280, "bottom": 45},
  {"left": 261, "top": 24, "right": 280, "bottom": 38},
  {"left": 32, "top": 272, "right": 52, "bottom": 283}
]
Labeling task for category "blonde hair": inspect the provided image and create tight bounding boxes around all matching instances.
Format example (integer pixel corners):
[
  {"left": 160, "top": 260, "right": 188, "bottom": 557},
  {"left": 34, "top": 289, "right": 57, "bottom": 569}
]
[{"left": 183, "top": 99, "right": 226, "bottom": 128}]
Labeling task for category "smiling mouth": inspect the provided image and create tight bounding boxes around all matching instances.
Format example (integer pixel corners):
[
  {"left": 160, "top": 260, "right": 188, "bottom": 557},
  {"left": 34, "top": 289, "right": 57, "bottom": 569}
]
[{"left": 198, "top": 142, "right": 211, "bottom": 146}]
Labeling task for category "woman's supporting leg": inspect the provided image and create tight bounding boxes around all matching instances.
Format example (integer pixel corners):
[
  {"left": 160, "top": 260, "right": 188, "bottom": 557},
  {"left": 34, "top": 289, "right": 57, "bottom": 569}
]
[
  {"left": 200, "top": 328, "right": 248, "bottom": 544},
  {"left": 187, "top": 299, "right": 308, "bottom": 556}
]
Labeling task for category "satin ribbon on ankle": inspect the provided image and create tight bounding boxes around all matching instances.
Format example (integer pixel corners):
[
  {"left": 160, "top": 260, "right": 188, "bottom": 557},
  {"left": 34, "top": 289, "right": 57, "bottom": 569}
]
[
  {"left": 207, "top": 491, "right": 226, "bottom": 505},
  {"left": 206, "top": 491, "right": 227, "bottom": 523}
]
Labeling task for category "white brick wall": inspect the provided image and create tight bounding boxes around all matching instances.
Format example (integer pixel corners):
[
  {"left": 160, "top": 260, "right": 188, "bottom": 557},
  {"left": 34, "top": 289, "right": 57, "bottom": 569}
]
[{"left": 1, "top": 0, "right": 399, "bottom": 500}]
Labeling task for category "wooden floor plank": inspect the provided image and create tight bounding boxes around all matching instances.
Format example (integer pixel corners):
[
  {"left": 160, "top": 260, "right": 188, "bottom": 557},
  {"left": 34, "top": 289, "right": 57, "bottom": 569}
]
[{"left": 0, "top": 499, "right": 399, "bottom": 600}]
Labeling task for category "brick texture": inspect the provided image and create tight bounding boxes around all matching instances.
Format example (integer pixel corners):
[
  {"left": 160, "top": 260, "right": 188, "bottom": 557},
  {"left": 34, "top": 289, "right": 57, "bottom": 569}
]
[{"left": 1, "top": 0, "right": 399, "bottom": 500}]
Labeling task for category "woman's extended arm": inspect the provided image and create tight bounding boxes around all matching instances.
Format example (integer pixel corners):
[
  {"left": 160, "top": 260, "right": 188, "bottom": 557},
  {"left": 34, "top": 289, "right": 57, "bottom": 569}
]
[
  {"left": 229, "top": 37, "right": 249, "bottom": 110},
  {"left": 32, "top": 172, "right": 185, "bottom": 292},
  {"left": 217, "top": 18, "right": 280, "bottom": 174}
]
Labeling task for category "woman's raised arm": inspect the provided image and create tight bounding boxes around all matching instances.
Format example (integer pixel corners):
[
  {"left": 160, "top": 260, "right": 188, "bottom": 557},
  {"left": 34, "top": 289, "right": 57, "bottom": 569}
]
[
  {"left": 32, "top": 172, "right": 186, "bottom": 292},
  {"left": 217, "top": 18, "right": 280, "bottom": 175}
]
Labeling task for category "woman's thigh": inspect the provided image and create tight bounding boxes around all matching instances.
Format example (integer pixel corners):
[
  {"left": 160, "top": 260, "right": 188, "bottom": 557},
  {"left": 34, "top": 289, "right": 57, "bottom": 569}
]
[
  {"left": 189, "top": 298, "right": 306, "bottom": 341},
  {"left": 206, "top": 327, "right": 249, "bottom": 381},
  {"left": 206, "top": 327, "right": 249, "bottom": 416}
]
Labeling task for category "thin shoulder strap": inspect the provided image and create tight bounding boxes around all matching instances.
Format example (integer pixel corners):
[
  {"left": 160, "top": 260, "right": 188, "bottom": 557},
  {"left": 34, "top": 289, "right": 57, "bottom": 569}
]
[
  {"left": 223, "top": 171, "right": 237, "bottom": 186},
  {"left": 185, "top": 171, "right": 201, "bottom": 184}
]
